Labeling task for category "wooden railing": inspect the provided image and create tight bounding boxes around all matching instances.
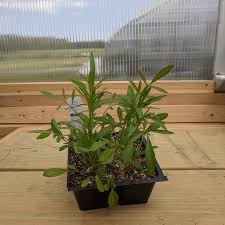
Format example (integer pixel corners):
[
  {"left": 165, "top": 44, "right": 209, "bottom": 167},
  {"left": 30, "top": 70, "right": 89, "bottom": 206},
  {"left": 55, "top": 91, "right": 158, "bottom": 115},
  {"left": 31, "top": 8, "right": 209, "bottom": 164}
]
[{"left": 0, "top": 81, "right": 225, "bottom": 124}]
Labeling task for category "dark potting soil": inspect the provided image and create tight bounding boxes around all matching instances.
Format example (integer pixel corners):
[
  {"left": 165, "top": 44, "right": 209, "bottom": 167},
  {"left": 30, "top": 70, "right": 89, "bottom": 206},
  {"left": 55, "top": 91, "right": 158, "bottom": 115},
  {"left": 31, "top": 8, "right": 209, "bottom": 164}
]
[{"left": 67, "top": 149, "right": 155, "bottom": 188}]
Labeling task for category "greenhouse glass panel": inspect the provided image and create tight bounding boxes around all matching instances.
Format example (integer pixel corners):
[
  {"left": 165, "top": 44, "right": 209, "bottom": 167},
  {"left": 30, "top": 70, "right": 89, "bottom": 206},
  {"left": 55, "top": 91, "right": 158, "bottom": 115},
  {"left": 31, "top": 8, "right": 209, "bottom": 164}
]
[{"left": 0, "top": 0, "right": 220, "bottom": 82}]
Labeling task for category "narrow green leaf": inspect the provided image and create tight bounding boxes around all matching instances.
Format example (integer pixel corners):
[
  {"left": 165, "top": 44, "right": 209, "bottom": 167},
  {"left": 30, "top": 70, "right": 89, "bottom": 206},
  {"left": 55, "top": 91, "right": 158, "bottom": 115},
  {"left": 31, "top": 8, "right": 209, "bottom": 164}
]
[
  {"left": 127, "top": 85, "right": 134, "bottom": 99},
  {"left": 41, "top": 90, "right": 58, "bottom": 99},
  {"left": 51, "top": 119, "right": 62, "bottom": 136},
  {"left": 152, "top": 130, "right": 174, "bottom": 134},
  {"left": 150, "top": 114, "right": 167, "bottom": 130},
  {"left": 89, "top": 140, "right": 108, "bottom": 152},
  {"left": 99, "top": 148, "right": 115, "bottom": 164},
  {"left": 71, "top": 89, "right": 75, "bottom": 104},
  {"left": 108, "top": 189, "right": 119, "bottom": 207},
  {"left": 132, "top": 160, "right": 143, "bottom": 170},
  {"left": 89, "top": 52, "right": 96, "bottom": 79},
  {"left": 106, "top": 113, "right": 115, "bottom": 123},
  {"left": 141, "top": 85, "right": 152, "bottom": 100},
  {"left": 95, "top": 175, "right": 104, "bottom": 192},
  {"left": 95, "top": 126, "right": 112, "bottom": 140},
  {"left": 129, "top": 80, "right": 138, "bottom": 91},
  {"left": 147, "top": 122, "right": 161, "bottom": 132},
  {"left": 73, "top": 142, "right": 89, "bottom": 153},
  {"left": 130, "top": 132, "right": 143, "bottom": 142},
  {"left": 157, "top": 113, "right": 168, "bottom": 121},
  {"left": 117, "top": 107, "right": 123, "bottom": 122},
  {"left": 79, "top": 113, "right": 89, "bottom": 125},
  {"left": 71, "top": 80, "right": 88, "bottom": 95},
  {"left": 73, "top": 86, "right": 86, "bottom": 98},
  {"left": 43, "top": 168, "right": 66, "bottom": 177},
  {"left": 151, "top": 85, "right": 168, "bottom": 94},
  {"left": 104, "top": 183, "right": 110, "bottom": 191},
  {"left": 81, "top": 178, "right": 90, "bottom": 188},
  {"left": 68, "top": 165, "right": 76, "bottom": 170},
  {"left": 138, "top": 70, "right": 147, "bottom": 84},
  {"left": 143, "top": 95, "right": 166, "bottom": 107},
  {"left": 37, "top": 132, "right": 51, "bottom": 139},
  {"left": 56, "top": 136, "right": 62, "bottom": 143},
  {"left": 96, "top": 78, "right": 105, "bottom": 88},
  {"left": 135, "top": 92, "right": 141, "bottom": 107},
  {"left": 59, "top": 145, "right": 68, "bottom": 151},
  {"left": 151, "top": 65, "right": 174, "bottom": 84},
  {"left": 137, "top": 80, "right": 142, "bottom": 91},
  {"left": 30, "top": 130, "right": 50, "bottom": 134},
  {"left": 136, "top": 107, "right": 143, "bottom": 117},
  {"left": 88, "top": 52, "right": 96, "bottom": 91},
  {"left": 127, "top": 122, "right": 137, "bottom": 138},
  {"left": 122, "top": 144, "right": 135, "bottom": 164},
  {"left": 95, "top": 97, "right": 113, "bottom": 109},
  {"left": 95, "top": 89, "right": 106, "bottom": 101},
  {"left": 115, "top": 95, "right": 131, "bottom": 108},
  {"left": 145, "top": 138, "right": 156, "bottom": 175},
  {"left": 96, "top": 167, "right": 104, "bottom": 178}
]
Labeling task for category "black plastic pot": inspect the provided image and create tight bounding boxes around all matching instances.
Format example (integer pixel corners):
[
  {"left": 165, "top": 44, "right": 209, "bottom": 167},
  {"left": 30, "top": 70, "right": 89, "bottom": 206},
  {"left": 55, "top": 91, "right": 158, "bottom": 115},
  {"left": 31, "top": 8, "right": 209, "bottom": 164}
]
[{"left": 67, "top": 148, "right": 168, "bottom": 211}]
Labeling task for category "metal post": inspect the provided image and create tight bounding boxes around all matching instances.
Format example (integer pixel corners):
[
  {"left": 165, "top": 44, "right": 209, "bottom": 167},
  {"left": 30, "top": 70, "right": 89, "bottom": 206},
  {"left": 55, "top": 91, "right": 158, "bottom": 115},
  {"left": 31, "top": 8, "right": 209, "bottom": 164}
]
[{"left": 214, "top": 0, "right": 225, "bottom": 92}]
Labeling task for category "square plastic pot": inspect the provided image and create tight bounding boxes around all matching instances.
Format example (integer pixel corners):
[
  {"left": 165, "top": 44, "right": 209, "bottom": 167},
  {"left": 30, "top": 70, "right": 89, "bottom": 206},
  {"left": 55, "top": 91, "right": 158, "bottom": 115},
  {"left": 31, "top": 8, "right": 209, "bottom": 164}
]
[{"left": 67, "top": 147, "right": 167, "bottom": 211}]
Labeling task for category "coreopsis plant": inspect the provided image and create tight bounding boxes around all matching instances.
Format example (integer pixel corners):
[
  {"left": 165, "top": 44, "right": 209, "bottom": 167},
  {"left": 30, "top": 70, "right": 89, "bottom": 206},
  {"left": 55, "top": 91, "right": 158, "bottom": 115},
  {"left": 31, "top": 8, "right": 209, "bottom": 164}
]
[
  {"left": 114, "top": 68, "right": 174, "bottom": 175},
  {"left": 32, "top": 52, "right": 174, "bottom": 208},
  {"left": 32, "top": 53, "right": 119, "bottom": 206}
]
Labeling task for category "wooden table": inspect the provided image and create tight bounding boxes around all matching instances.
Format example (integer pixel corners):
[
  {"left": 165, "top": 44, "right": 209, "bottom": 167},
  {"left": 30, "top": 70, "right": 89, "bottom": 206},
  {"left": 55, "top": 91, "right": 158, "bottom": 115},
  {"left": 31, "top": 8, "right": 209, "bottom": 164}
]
[{"left": 0, "top": 124, "right": 225, "bottom": 225}]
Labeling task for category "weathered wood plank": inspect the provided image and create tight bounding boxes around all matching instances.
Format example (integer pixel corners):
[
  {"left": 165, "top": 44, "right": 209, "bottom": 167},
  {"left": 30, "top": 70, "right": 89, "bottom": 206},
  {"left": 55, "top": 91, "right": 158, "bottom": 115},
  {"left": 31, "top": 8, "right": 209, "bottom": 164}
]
[
  {"left": 1, "top": 93, "right": 225, "bottom": 107},
  {"left": 1, "top": 125, "right": 224, "bottom": 170},
  {"left": 0, "top": 171, "right": 224, "bottom": 225},
  {"left": 1, "top": 105, "right": 225, "bottom": 124},
  {"left": 0, "top": 81, "right": 215, "bottom": 93}
]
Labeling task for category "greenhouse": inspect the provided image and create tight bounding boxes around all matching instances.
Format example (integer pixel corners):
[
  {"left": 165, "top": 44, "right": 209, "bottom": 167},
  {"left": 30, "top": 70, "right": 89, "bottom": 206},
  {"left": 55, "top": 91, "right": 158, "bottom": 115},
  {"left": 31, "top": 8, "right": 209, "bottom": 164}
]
[
  {"left": 102, "top": 0, "right": 220, "bottom": 79},
  {"left": 0, "top": 0, "right": 225, "bottom": 224}
]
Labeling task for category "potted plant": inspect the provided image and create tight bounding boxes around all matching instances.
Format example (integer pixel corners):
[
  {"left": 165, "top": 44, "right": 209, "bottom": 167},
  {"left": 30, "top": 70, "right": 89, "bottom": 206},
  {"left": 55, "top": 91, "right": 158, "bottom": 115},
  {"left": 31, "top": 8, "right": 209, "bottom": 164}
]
[{"left": 32, "top": 52, "right": 174, "bottom": 210}]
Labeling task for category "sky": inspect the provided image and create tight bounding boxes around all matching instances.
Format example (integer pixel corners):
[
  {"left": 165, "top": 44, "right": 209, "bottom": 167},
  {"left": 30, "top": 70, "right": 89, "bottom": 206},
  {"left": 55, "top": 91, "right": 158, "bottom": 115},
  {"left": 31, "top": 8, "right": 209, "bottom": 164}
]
[{"left": 0, "top": 0, "right": 154, "bottom": 41}]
